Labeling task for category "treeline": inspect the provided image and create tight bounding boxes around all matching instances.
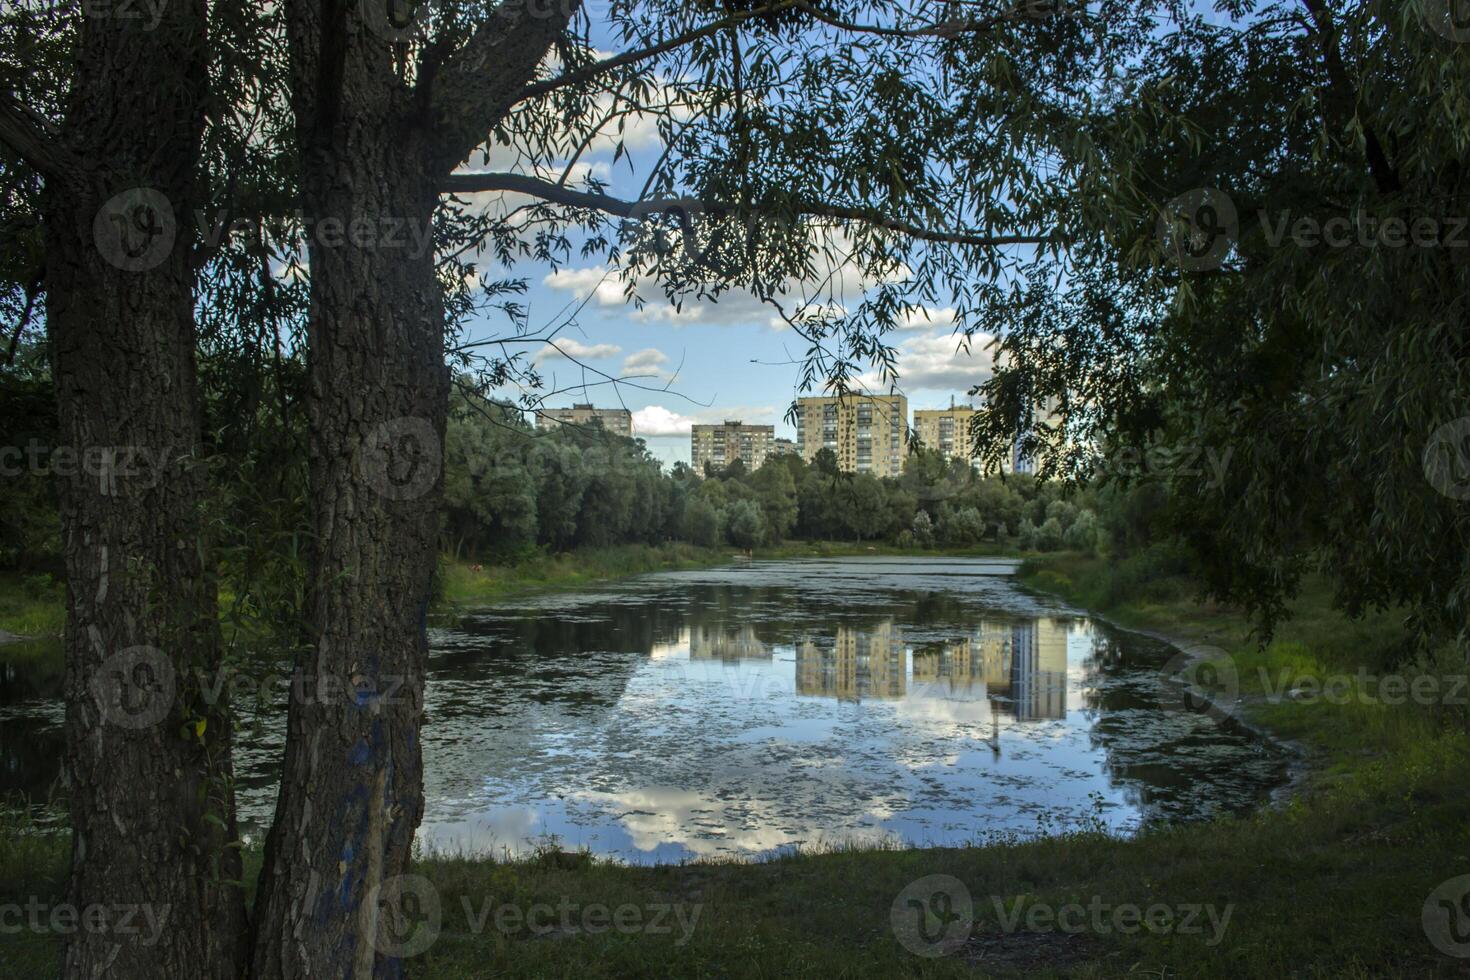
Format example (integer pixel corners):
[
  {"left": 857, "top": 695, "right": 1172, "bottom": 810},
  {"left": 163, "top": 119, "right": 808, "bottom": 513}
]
[
  {"left": 3, "top": 375, "right": 1152, "bottom": 577},
  {"left": 442, "top": 392, "right": 1118, "bottom": 559}
]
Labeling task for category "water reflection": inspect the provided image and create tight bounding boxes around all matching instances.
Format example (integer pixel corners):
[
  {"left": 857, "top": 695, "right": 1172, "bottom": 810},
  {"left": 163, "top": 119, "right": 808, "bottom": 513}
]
[
  {"left": 0, "top": 559, "right": 1288, "bottom": 863},
  {"left": 419, "top": 560, "right": 1287, "bottom": 862}
]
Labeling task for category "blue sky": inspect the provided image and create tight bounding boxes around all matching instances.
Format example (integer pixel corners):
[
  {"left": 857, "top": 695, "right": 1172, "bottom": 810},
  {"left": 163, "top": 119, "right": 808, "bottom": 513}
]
[{"left": 455, "top": 12, "right": 1009, "bottom": 468}]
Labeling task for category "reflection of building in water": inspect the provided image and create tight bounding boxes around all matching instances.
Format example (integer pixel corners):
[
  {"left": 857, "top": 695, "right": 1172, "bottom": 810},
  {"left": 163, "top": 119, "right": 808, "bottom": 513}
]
[
  {"left": 689, "top": 625, "right": 771, "bottom": 662},
  {"left": 1005, "top": 619, "right": 1068, "bottom": 720},
  {"left": 908, "top": 618, "right": 1067, "bottom": 720},
  {"left": 796, "top": 622, "right": 907, "bottom": 700}
]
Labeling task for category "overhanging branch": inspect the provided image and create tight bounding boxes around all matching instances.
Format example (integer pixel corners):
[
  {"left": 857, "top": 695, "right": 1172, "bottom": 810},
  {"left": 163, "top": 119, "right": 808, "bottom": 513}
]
[
  {"left": 0, "top": 91, "right": 70, "bottom": 180},
  {"left": 514, "top": 1, "right": 804, "bottom": 105},
  {"left": 441, "top": 171, "right": 1050, "bottom": 248}
]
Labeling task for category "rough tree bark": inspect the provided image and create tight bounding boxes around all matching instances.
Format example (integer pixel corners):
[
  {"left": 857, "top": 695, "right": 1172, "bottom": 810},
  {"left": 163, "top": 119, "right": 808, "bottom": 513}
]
[
  {"left": 249, "top": 3, "right": 576, "bottom": 976},
  {"left": 2, "top": 3, "right": 248, "bottom": 978}
]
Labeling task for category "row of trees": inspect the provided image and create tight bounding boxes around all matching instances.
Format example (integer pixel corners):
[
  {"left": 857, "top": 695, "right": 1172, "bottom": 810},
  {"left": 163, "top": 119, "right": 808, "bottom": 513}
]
[{"left": 440, "top": 392, "right": 1107, "bottom": 557}]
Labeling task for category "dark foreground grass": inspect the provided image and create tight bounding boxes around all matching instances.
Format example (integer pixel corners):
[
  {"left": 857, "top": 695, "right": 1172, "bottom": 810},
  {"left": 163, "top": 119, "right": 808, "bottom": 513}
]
[{"left": 3, "top": 551, "right": 1467, "bottom": 977}]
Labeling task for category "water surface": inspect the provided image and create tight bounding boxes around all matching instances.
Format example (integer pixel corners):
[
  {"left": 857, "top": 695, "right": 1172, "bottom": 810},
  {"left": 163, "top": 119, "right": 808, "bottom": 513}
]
[
  {"left": 0, "top": 557, "right": 1287, "bottom": 862},
  {"left": 418, "top": 557, "right": 1284, "bottom": 861}
]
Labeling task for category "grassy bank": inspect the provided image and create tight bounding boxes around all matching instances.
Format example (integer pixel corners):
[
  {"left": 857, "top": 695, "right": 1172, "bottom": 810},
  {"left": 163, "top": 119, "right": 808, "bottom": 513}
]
[{"left": 4, "top": 551, "right": 1467, "bottom": 977}]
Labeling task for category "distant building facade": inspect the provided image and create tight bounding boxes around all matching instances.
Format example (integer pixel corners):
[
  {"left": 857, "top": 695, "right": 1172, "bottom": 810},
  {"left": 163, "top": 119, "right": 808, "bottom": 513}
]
[
  {"left": 691, "top": 420, "right": 775, "bottom": 472},
  {"left": 771, "top": 437, "right": 797, "bottom": 456},
  {"left": 913, "top": 397, "right": 1058, "bottom": 475},
  {"left": 793, "top": 394, "right": 908, "bottom": 478},
  {"left": 913, "top": 399, "right": 977, "bottom": 465},
  {"left": 538, "top": 403, "right": 633, "bottom": 437}
]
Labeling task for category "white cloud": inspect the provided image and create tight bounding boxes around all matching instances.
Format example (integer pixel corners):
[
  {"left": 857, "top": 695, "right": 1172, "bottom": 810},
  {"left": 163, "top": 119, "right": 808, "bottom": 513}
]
[
  {"left": 542, "top": 226, "right": 907, "bottom": 331},
  {"left": 632, "top": 405, "right": 696, "bottom": 437},
  {"left": 622, "top": 348, "right": 670, "bottom": 373},
  {"left": 857, "top": 329, "right": 996, "bottom": 396},
  {"left": 535, "top": 338, "right": 622, "bottom": 362},
  {"left": 896, "top": 306, "right": 959, "bottom": 332},
  {"left": 542, "top": 266, "right": 627, "bottom": 307}
]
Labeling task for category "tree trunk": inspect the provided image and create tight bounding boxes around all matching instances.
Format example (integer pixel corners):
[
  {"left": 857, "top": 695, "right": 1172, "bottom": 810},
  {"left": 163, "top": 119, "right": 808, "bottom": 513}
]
[
  {"left": 43, "top": 5, "right": 245, "bottom": 978},
  {"left": 249, "top": 5, "right": 575, "bottom": 974},
  {"left": 248, "top": 19, "right": 445, "bottom": 979},
  {"left": 248, "top": 168, "right": 445, "bottom": 979}
]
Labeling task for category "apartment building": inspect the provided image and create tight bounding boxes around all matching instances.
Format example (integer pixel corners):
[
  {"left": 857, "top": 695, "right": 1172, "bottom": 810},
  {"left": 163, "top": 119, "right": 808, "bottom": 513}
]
[
  {"left": 793, "top": 393, "right": 909, "bottom": 478},
  {"left": 913, "top": 399, "right": 977, "bottom": 465},
  {"left": 913, "top": 397, "right": 1059, "bottom": 475},
  {"left": 691, "top": 420, "right": 775, "bottom": 472},
  {"left": 537, "top": 403, "right": 633, "bottom": 437}
]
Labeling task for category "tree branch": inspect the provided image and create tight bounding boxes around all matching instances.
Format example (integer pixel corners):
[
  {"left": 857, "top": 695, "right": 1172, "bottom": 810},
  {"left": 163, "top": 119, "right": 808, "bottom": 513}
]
[
  {"left": 426, "top": 0, "right": 584, "bottom": 171},
  {"left": 0, "top": 91, "right": 69, "bottom": 180},
  {"left": 1298, "top": 0, "right": 1399, "bottom": 194},
  {"left": 512, "top": 0, "right": 1044, "bottom": 108},
  {"left": 790, "top": 0, "right": 1049, "bottom": 40},
  {"left": 513, "top": 1, "right": 804, "bottom": 106},
  {"left": 442, "top": 171, "right": 1050, "bottom": 248}
]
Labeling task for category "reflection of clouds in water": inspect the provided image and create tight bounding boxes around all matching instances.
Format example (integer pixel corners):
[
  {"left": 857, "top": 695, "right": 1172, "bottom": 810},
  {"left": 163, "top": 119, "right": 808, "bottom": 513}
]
[
  {"left": 647, "top": 628, "right": 688, "bottom": 662},
  {"left": 407, "top": 560, "right": 1288, "bottom": 862},
  {"left": 570, "top": 783, "right": 907, "bottom": 858},
  {"left": 573, "top": 786, "right": 798, "bottom": 857}
]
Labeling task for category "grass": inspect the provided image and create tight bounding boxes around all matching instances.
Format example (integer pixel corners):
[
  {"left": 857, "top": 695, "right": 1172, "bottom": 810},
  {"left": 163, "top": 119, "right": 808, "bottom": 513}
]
[
  {"left": 0, "top": 571, "right": 64, "bottom": 640},
  {"left": 4, "top": 548, "right": 1467, "bottom": 976}
]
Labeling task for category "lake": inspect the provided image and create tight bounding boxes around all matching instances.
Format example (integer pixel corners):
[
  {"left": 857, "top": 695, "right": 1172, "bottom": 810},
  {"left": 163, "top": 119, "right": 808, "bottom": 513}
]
[{"left": 0, "top": 557, "right": 1287, "bottom": 863}]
